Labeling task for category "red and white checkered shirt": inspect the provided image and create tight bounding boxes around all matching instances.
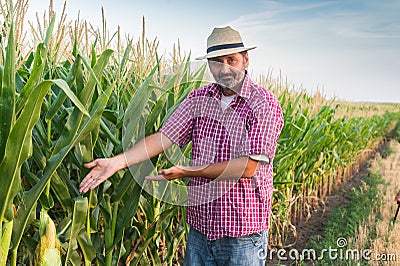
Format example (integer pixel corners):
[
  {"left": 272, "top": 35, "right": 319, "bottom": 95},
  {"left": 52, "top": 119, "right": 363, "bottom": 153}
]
[{"left": 160, "top": 74, "right": 283, "bottom": 240}]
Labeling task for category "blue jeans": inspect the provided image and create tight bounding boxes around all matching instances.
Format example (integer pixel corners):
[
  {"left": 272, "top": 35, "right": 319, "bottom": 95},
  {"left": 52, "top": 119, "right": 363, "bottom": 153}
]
[{"left": 183, "top": 227, "right": 268, "bottom": 266}]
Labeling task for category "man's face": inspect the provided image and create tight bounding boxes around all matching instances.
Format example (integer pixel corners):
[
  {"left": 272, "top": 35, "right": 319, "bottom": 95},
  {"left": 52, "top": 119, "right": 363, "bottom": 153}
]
[{"left": 208, "top": 52, "right": 249, "bottom": 91}]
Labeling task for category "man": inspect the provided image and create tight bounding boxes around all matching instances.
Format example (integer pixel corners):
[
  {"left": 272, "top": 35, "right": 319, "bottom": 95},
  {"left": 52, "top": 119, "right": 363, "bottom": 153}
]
[{"left": 80, "top": 26, "right": 283, "bottom": 265}]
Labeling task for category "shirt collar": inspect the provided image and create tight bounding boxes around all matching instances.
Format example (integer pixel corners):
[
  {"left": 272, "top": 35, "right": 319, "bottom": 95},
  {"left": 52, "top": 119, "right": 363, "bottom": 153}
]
[{"left": 237, "top": 73, "right": 252, "bottom": 100}]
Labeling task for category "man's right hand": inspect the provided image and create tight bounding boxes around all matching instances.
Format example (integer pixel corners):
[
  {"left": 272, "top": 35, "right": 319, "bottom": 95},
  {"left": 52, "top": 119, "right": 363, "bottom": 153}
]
[
  {"left": 79, "top": 158, "right": 119, "bottom": 193},
  {"left": 78, "top": 132, "right": 174, "bottom": 193}
]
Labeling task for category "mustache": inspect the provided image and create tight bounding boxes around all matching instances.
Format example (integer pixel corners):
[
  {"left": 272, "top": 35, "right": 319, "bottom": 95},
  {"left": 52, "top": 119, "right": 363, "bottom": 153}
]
[{"left": 218, "top": 73, "right": 236, "bottom": 79}]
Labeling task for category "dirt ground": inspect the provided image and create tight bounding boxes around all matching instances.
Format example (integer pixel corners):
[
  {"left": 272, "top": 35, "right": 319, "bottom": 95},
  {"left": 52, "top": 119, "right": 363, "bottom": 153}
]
[
  {"left": 353, "top": 140, "right": 400, "bottom": 265},
  {"left": 293, "top": 157, "right": 373, "bottom": 251}
]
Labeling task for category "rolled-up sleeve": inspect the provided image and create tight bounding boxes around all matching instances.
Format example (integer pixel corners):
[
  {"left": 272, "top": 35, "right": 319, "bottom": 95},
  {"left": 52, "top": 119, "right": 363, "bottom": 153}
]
[{"left": 242, "top": 99, "right": 284, "bottom": 163}]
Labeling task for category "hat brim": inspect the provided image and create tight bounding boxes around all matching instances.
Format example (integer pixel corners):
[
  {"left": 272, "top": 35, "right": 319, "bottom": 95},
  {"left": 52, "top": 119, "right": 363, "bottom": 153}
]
[{"left": 195, "top": 46, "right": 256, "bottom": 60}]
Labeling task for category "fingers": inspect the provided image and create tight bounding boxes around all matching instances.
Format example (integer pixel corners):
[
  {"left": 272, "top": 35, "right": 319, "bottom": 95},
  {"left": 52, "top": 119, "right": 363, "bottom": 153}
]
[
  {"left": 84, "top": 160, "right": 98, "bottom": 169},
  {"left": 79, "top": 175, "right": 102, "bottom": 193},
  {"left": 80, "top": 160, "right": 103, "bottom": 193},
  {"left": 80, "top": 158, "right": 115, "bottom": 193},
  {"left": 158, "top": 169, "right": 168, "bottom": 175},
  {"left": 145, "top": 175, "right": 166, "bottom": 181},
  {"left": 158, "top": 167, "right": 176, "bottom": 176},
  {"left": 87, "top": 177, "right": 101, "bottom": 190},
  {"left": 146, "top": 167, "right": 180, "bottom": 181},
  {"left": 146, "top": 167, "right": 175, "bottom": 181},
  {"left": 79, "top": 176, "right": 91, "bottom": 193},
  {"left": 79, "top": 169, "right": 102, "bottom": 193}
]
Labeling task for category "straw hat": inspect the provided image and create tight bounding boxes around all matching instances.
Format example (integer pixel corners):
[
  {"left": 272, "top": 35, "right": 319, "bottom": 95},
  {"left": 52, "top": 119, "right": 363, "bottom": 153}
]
[{"left": 196, "top": 26, "right": 256, "bottom": 60}]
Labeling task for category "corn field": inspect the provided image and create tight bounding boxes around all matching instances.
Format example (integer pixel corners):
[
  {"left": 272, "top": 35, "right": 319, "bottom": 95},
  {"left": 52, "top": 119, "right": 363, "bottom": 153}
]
[{"left": 0, "top": 1, "right": 399, "bottom": 265}]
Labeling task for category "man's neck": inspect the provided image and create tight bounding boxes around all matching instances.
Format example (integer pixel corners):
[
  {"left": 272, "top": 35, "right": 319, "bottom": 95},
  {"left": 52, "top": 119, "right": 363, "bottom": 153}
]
[{"left": 221, "top": 87, "right": 236, "bottom": 96}]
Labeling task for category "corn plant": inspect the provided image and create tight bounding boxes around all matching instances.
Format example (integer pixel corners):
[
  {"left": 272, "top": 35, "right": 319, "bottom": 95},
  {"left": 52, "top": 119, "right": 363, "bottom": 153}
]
[
  {"left": 269, "top": 89, "right": 400, "bottom": 247},
  {"left": 0, "top": 5, "right": 206, "bottom": 262},
  {"left": 0, "top": 3, "right": 98, "bottom": 265}
]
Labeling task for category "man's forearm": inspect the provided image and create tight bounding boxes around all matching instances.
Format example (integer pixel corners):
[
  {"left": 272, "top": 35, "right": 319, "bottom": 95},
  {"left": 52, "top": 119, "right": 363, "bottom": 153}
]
[
  {"left": 79, "top": 132, "right": 174, "bottom": 193},
  {"left": 112, "top": 132, "right": 174, "bottom": 171},
  {"left": 158, "top": 156, "right": 259, "bottom": 180},
  {"left": 187, "top": 156, "right": 258, "bottom": 179}
]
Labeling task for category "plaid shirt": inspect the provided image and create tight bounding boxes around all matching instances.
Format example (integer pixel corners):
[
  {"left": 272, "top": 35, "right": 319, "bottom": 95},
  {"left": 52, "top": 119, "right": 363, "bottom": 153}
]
[{"left": 160, "top": 74, "right": 283, "bottom": 240}]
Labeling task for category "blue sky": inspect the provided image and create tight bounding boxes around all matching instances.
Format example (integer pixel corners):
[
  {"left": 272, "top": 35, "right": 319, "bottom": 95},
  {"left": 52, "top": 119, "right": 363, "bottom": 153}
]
[{"left": 26, "top": 0, "right": 399, "bottom": 102}]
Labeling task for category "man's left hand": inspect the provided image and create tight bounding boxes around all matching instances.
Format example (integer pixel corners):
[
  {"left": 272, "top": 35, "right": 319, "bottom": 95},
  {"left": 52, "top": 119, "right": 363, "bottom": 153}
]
[{"left": 145, "top": 166, "right": 187, "bottom": 181}]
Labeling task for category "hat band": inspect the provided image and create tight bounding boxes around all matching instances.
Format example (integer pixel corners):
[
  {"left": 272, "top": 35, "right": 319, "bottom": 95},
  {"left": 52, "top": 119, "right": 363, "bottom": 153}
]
[{"left": 206, "top": 42, "right": 244, "bottom": 54}]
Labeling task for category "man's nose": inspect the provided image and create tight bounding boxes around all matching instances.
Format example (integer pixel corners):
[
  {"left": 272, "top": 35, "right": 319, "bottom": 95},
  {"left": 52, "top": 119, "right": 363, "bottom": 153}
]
[{"left": 220, "top": 63, "right": 231, "bottom": 74}]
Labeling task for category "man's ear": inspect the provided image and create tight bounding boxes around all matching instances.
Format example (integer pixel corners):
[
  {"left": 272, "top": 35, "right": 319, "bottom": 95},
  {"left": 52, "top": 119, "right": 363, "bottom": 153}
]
[{"left": 243, "top": 52, "right": 249, "bottom": 68}]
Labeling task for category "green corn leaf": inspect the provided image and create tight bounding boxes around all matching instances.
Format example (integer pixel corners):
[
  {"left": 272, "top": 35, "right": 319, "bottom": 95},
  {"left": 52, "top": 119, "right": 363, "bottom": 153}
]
[
  {"left": 161, "top": 76, "right": 198, "bottom": 125},
  {"left": 65, "top": 197, "right": 88, "bottom": 265},
  {"left": 148, "top": 242, "right": 162, "bottom": 266},
  {"left": 0, "top": 63, "right": 4, "bottom": 85},
  {"left": 0, "top": 21, "right": 15, "bottom": 163},
  {"left": 12, "top": 82, "right": 115, "bottom": 255},
  {"left": 145, "top": 90, "right": 169, "bottom": 133},
  {"left": 21, "top": 164, "right": 73, "bottom": 212},
  {"left": 139, "top": 195, "right": 155, "bottom": 223},
  {"left": 164, "top": 216, "right": 186, "bottom": 265},
  {"left": 110, "top": 168, "right": 136, "bottom": 203},
  {"left": 123, "top": 64, "right": 158, "bottom": 148},
  {"left": 16, "top": 15, "right": 55, "bottom": 116},
  {"left": 113, "top": 168, "right": 145, "bottom": 245},
  {"left": 0, "top": 80, "right": 53, "bottom": 223},
  {"left": 100, "top": 119, "right": 120, "bottom": 147},
  {"left": 45, "top": 55, "right": 81, "bottom": 121},
  {"left": 129, "top": 208, "right": 177, "bottom": 266},
  {"left": 77, "top": 229, "right": 96, "bottom": 265},
  {"left": 52, "top": 79, "right": 89, "bottom": 118},
  {"left": 15, "top": 43, "right": 46, "bottom": 115},
  {"left": 0, "top": 220, "right": 13, "bottom": 266},
  {"left": 113, "top": 162, "right": 163, "bottom": 245},
  {"left": 119, "top": 40, "right": 132, "bottom": 74},
  {"left": 52, "top": 49, "right": 113, "bottom": 156},
  {"left": 81, "top": 53, "right": 102, "bottom": 91},
  {"left": 144, "top": 73, "right": 178, "bottom": 133},
  {"left": 44, "top": 15, "right": 56, "bottom": 48},
  {"left": 50, "top": 172, "right": 75, "bottom": 212}
]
